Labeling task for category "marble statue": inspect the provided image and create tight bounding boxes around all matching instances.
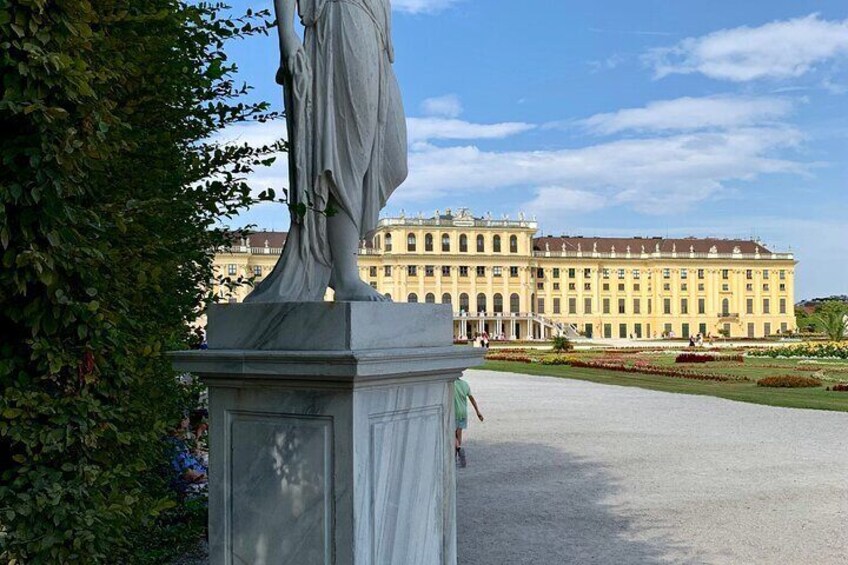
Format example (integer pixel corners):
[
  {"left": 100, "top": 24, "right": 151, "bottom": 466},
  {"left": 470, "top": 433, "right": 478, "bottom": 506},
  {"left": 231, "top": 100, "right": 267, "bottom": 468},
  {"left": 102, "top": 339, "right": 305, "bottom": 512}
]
[{"left": 247, "top": 0, "right": 407, "bottom": 303}]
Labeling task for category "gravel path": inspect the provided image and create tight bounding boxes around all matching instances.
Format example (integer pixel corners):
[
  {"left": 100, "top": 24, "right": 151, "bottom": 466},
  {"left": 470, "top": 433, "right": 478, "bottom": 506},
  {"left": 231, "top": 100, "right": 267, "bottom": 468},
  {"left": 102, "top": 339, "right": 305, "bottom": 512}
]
[{"left": 456, "top": 370, "right": 848, "bottom": 565}]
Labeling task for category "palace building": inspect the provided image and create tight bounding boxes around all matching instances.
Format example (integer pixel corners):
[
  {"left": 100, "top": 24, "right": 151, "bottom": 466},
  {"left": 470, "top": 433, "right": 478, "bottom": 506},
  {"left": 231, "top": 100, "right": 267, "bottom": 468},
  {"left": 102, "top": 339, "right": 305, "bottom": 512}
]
[{"left": 214, "top": 208, "right": 797, "bottom": 340}]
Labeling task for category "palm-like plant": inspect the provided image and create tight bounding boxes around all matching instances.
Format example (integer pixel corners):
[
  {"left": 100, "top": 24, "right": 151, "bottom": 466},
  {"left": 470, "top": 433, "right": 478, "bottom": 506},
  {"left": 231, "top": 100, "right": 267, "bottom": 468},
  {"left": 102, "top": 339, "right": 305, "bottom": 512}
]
[{"left": 815, "top": 301, "right": 848, "bottom": 341}]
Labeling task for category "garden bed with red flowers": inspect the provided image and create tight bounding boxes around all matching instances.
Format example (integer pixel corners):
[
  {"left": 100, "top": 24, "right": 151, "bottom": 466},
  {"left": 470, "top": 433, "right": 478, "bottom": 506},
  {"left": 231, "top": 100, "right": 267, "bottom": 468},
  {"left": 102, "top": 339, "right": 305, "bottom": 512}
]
[
  {"left": 566, "top": 359, "right": 745, "bottom": 382},
  {"left": 756, "top": 375, "right": 822, "bottom": 388}
]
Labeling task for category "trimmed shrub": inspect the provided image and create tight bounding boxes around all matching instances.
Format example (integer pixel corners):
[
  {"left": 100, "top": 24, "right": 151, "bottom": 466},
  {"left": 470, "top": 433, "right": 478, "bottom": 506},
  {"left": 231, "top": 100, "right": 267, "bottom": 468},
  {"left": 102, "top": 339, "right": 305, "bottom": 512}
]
[
  {"left": 756, "top": 376, "right": 822, "bottom": 388},
  {"left": 675, "top": 353, "right": 716, "bottom": 363},
  {"left": 551, "top": 336, "right": 574, "bottom": 353}
]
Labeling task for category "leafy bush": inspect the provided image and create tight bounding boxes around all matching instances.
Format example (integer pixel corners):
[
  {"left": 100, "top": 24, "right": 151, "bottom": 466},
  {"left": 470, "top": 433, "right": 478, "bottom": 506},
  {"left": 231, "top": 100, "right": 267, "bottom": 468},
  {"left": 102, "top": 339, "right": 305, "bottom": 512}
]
[
  {"left": 675, "top": 353, "right": 716, "bottom": 363},
  {"left": 0, "top": 1, "right": 277, "bottom": 562},
  {"left": 551, "top": 336, "right": 574, "bottom": 353},
  {"left": 750, "top": 342, "right": 848, "bottom": 359},
  {"left": 756, "top": 376, "right": 822, "bottom": 388}
]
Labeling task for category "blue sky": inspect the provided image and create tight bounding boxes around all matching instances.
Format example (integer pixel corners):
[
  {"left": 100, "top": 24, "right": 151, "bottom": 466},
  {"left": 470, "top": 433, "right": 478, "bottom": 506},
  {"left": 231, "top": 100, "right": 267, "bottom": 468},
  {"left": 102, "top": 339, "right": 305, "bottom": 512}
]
[{"left": 221, "top": 0, "right": 847, "bottom": 300}]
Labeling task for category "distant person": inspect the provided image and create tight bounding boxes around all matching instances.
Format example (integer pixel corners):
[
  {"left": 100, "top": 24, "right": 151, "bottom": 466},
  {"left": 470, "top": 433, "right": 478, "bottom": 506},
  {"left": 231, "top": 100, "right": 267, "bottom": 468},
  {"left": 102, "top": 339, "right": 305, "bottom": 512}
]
[
  {"left": 454, "top": 377, "right": 484, "bottom": 468},
  {"left": 167, "top": 414, "right": 208, "bottom": 497},
  {"left": 688, "top": 336, "right": 696, "bottom": 347},
  {"left": 481, "top": 331, "right": 490, "bottom": 349}
]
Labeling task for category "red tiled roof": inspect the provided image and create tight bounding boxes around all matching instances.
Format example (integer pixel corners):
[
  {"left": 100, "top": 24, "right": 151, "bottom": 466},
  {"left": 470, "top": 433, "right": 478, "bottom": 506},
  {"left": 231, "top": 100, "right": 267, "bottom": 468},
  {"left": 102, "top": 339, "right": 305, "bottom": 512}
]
[{"left": 533, "top": 237, "right": 772, "bottom": 254}]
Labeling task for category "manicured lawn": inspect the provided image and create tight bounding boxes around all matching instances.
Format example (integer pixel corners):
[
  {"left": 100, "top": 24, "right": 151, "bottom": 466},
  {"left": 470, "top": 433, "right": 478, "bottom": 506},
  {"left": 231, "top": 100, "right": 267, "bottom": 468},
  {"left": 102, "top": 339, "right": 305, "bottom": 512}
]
[{"left": 482, "top": 359, "right": 848, "bottom": 412}]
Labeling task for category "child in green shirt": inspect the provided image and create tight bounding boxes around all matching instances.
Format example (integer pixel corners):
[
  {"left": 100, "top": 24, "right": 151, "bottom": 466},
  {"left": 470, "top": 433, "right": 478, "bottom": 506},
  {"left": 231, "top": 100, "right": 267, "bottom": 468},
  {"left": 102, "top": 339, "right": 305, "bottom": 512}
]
[{"left": 454, "top": 377, "right": 484, "bottom": 468}]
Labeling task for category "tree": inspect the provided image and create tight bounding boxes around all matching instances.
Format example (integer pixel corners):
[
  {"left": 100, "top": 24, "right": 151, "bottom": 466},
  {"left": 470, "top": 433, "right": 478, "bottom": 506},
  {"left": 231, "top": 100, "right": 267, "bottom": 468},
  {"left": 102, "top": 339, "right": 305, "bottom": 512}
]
[
  {"left": 816, "top": 301, "right": 848, "bottom": 341},
  {"left": 0, "top": 1, "right": 282, "bottom": 561}
]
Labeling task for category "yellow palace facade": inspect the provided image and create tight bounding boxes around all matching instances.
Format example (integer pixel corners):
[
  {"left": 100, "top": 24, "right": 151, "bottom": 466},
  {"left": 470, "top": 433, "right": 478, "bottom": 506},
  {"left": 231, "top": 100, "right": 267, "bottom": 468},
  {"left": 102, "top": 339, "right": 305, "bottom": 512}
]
[{"left": 215, "top": 208, "right": 797, "bottom": 340}]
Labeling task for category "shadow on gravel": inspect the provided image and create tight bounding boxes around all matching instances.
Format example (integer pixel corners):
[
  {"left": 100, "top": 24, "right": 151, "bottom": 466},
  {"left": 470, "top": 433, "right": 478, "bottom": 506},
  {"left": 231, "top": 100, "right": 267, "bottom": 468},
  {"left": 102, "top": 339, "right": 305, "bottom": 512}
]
[{"left": 457, "top": 440, "right": 690, "bottom": 565}]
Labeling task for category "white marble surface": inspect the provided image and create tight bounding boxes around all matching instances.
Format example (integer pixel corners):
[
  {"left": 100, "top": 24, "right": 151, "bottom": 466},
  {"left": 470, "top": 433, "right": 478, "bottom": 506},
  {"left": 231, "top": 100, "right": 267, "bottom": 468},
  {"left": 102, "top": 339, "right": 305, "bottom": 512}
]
[
  {"left": 176, "top": 303, "right": 482, "bottom": 565},
  {"left": 207, "top": 302, "right": 452, "bottom": 351}
]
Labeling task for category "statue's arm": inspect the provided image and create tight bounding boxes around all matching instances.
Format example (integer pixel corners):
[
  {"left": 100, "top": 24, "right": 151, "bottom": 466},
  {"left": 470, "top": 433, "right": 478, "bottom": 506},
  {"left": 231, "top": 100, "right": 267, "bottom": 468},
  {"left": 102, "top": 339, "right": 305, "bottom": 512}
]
[{"left": 274, "top": 0, "right": 302, "bottom": 83}]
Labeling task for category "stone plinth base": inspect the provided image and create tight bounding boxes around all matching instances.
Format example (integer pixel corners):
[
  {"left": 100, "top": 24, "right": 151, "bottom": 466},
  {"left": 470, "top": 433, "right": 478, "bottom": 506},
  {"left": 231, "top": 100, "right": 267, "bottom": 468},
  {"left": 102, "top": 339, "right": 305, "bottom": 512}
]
[{"left": 171, "top": 302, "right": 483, "bottom": 565}]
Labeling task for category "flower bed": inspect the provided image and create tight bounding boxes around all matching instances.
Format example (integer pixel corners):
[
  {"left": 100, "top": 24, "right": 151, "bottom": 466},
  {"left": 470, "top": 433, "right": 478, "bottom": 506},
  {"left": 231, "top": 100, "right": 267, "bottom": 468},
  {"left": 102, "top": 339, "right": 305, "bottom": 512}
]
[
  {"left": 540, "top": 355, "right": 576, "bottom": 365},
  {"left": 675, "top": 353, "right": 745, "bottom": 364},
  {"left": 485, "top": 352, "right": 532, "bottom": 363},
  {"left": 567, "top": 360, "right": 744, "bottom": 382},
  {"left": 829, "top": 384, "right": 848, "bottom": 392},
  {"left": 750, "top": 342, "right": 848, "bottom": 359},
  {"left": 756, "top": 375, "right": 822, "bottom": 388}
]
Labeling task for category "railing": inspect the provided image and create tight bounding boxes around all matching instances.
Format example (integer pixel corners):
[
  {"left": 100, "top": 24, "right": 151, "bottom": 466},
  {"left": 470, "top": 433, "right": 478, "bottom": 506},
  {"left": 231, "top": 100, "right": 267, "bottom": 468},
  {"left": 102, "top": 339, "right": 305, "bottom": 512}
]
[
  {"left": 532, "top": 251, "right": 794, "bottom": 261},
  {"left": 377, "top": 217, "right": 537, "bottom": 229},
  {"left": 718, "top": 313, "right": 740, "bottom": 320}
]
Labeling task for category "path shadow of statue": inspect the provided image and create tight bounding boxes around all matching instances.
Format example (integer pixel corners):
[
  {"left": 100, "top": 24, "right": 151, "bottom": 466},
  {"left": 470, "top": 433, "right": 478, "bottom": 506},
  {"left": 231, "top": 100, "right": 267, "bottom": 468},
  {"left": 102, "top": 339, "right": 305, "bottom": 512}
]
[{"left": 457, "top": 440, "right": 695, "bottom": 565}]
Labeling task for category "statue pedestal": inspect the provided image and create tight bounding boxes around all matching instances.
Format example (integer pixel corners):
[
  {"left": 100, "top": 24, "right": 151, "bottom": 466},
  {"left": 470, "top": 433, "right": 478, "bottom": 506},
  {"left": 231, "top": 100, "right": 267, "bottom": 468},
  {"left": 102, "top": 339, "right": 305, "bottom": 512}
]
[{"left": 171, "top": 302, "right": 483, "bottom": 565}]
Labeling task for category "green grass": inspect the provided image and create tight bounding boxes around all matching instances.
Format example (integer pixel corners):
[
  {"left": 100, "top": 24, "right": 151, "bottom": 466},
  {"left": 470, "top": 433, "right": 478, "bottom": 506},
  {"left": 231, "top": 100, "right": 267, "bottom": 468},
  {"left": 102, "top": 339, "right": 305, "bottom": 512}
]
[{"left": 482, "top": 360, "right": 848, "bottom": 413}]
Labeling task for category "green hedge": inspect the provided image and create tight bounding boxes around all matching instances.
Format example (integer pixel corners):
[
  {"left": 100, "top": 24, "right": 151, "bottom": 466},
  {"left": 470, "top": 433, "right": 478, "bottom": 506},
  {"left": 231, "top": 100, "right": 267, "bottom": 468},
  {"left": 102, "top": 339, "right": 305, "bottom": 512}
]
[{"left": 0, "top": 1, "right": 279, "bottom": 561}]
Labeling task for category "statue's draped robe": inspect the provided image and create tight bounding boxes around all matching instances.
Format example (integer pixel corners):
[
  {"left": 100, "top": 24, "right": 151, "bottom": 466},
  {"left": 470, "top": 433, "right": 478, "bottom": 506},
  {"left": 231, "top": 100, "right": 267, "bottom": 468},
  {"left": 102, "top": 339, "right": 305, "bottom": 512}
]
[{"left": 246, "top": 0, "right": 407, "bottom": 303}]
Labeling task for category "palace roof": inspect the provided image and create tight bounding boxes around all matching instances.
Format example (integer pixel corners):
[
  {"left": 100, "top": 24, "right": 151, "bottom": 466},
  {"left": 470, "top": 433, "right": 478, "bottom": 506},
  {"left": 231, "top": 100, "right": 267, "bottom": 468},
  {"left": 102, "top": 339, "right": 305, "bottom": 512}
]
[{"left": 533, "top": 236, "right": 772, "bottom": 255}]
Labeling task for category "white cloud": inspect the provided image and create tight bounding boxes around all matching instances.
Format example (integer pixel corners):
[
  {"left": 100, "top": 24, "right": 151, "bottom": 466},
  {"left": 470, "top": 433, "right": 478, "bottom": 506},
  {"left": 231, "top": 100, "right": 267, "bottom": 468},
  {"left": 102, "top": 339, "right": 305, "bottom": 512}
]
[
  {"left": 399, "top": 127, "right": 805, "bottom": 214},
  {"left": 581, "top": 95, "right": 794, "bottom": 135},
  {"left": 393, "top": 0, "right": 458, "bottom": 14},
  {"left": 407, "top": 117, "right": 535, "bottom": 143},
  {"left": 646, "top": 14, "right": 848, "bottom": 82},
  {"left": 421, "top": 94, "right": 463, "bottom": 118},
  {"left": 525, "top": 187, "right": 607, "bottom": 216}
]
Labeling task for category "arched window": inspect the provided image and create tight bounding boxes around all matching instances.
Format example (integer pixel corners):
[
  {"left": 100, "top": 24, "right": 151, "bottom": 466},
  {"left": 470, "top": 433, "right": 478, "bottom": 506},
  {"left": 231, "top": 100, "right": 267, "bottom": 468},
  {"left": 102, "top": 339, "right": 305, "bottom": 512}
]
[
  {"left": 493, "top": 235, "right": 502, "bottom": 253},
  {"left": 407, "top": 233, "right": 416, "bottom": 252},
  {"left": 459, "top": 234, "right": 468, "bottom": 253},
  {"left": 425, "top": 293, "right": 435, "bottom": 304},
  {"left": 459, "top": 293, "right": 469, "bottom": 313},
  {"left": 493, "top": 293, "right": 503, "bottom": 313},
  {"left": 509, "top": 235, "right": 518, "bottom": 253},
  {"left": 476, "top": 293, "right": 487, "bottom": 313},
  {"left": 424, "top": 233, "right": 434, "bottom": 252},
  {"left": 408, "top": 293, "right": 418, "bottom": 303},
  {"left": 385, "top": 234, "right": 393, "bottom": 252},
  {"left": 441, "top": 233, "right": 450, "bottom": 252},
  {"left": 510, "top": 293, "right": 520, "bottom": 313},
  {"left": 441, "top": 293, "right": 452, "bottom": 305},
  {"left": 476, "top": 234, "right": 485, "bottom": 253},
  {"left": 384, "top": 293, "right": 392, "bottom": 300},
  {"left": 722, "top": 298, "right": 730, "bottom": 316}
]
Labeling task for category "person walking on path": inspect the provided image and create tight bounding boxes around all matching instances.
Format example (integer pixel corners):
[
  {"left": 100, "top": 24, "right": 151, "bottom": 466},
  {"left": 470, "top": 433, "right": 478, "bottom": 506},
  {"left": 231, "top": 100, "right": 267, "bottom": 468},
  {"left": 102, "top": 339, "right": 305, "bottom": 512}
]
[{"left": 454, "top": 377, "right": 484, "bottom": 468}]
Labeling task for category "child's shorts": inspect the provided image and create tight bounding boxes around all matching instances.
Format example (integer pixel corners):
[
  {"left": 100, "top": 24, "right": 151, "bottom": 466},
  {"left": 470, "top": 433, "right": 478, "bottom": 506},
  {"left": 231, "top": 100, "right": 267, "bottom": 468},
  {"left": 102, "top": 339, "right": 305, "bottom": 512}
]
[{"left": 456, "top": 418, "right": 468, "bottom": 430}]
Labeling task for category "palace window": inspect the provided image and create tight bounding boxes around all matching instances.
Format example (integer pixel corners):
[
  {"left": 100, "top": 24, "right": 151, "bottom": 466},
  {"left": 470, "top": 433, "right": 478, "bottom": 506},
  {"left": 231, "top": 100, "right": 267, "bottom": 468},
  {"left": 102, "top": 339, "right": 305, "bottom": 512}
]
[
  {"left": 697, "top": 269, "right": 705, "bottom": 280},
  {"left": 763, "top": 269, "right": 770, "bottom": 280},
  {"left": 584, "top": 268, "right": 591, "bottom": 278},
  {"left": 476, "top": 266, "right": 485, "bottom": 277},
  {"left": 477, "top": 293, "right": 487, "bottom": 312},
  {"left": 227, "top": 264, "right": 237, "bottom": 276},
  {"left": 763, "top": 284, "right": 770, "bottom": 291},
  {"left": 494, "top": 293, "right": 504, "bottom": 313},
  {"left": 632, "top": 269, "right": 640, "bottom": 279},
  {"left": 663, "top": 298, "right": 672, "bottom": 315},
  {"left": 568, "top": 268, "right": 576, "bottom": 279},
  {"left": 493, "top": 235, "right": 502, "bottom": 253},
  {"left": 407, "top": 265, "right": 417, "bottom": 276},
  {"left": 584, "top": 298, "right": 592, "bottom": 315},
  {"left": 602, "top": 268, "right": 610, "bottom": 279},
  {"left": 459, "top": 234, "right": 468, "bottom": 253},
  {"left": 618, "top": 283, "right": 625, "bottom": 292},
  {"left": 780, "top": 298, "right": 787, "bottom": 314},
  {"left": 425, "top": 293, "right": 435, "bottom": 304},
  {"left": 493, "top": 266, "right": 503, "bottom": 277},
  {"left": 746, "top": 269, "right": 753, "bottom": 280},
  {"left": 553, "top": 298, "right": 561, "bottom": 314},
  {"left": 681, "top": 283, "right": 688, "bottom": 291},
  {"left": 584, "top": 283, "right": 591, "bottom": 291},
  {"left": 425, "top": 265, "right": 434, "bottom": 277},
  {"left": 618, "top": 298, "right": 626, "bottom": 314},
  {"left": 537, "top": 283, "right": 544, "bottom": 290},
  {"left": 510, "top": 293, "right": 520, "bottom": 313},
  {"left": 407, "top": 233, "right": 416, "bottom": 252},
  {"left": 553, "top": 268, "right": 560, "bottom": 278},
  {"left": 721, "top": 298, "right": 730, "bottom": 316},
  {"left": 763, "top": 299, "right": 771, "bottom": 314},
  {"left": 442, "top": 293, "right": 452, "bottom": 305},
  {"left": 603, "top": 283, "right": 610, "bottom": 291},
  {"left": 681, "top": 298, "right": 689, "bottom": 315},
  {"left": 746, "top": 283, "right": 753, "bottom": 291},
  {"left": 459, "top": 293, "right": 469, "bottom": 312},
  {"left": 369, "top": 266, "right": 377, "bottom": 277},
  {"left": 510, "top": 266, "right": 519, "bottom": 277},
  {"left": 476, "top": 234, "right": 485, "bottom": 253},
  {"left": 662, "top": 268, "right": 671, "bottom": 279},
  {"left": 680, "top": 269, "right": 688, "bottom": 279},
  {"left": 569, "top": 298, "right": 577, "bottom": 314},
  {"left": 408, "top": 293, "right": 418, "bottom": 303},
  {"left": 618, "top": 269, "right": 626, "bottom": 279},
  {"left": 569, "top": 283, "right": 577, "bottom": 291},
  {"left": 385, "top": 234, "right": 393, "bottom": 251},
  {"left": 553, "top": 282, "right": 560, "bottom": 290},
  {"left": 721, "top": 269, "right": 729, "bottom": 279},
  {"left": 698, "top": 283, "right": 704, "bottom": 291},
  {"left": 537, "top": 298, "right": 545, "bottom": 314},
  {"left": 459, "top": 266, "right": 469, "bottom": 277},
  {"left": 603, "top": 298, "right": 610, "bottom": 314},
  {"left": 746, "top": 298, "right": 754, "bottom": 315},
  {"left": 253, "top": 266, "right": 262, "bottom": 277},
  {"left": 663, "top": 283, "right": 670, "bottom": 291},
  {"left": 537, "top": 268, "right": 545, "bottom": 278},
  {"left": 634, "top": 283, "right": 640, "bottom": 292},
  {"left": 441, "top": 234, "right": 451, "bottom": 252},
  {"left": 509, "top": 235, "right": 518, "bottom": 253},
  {"left": 384, "top": 265, "right": 392, "bottom": 277},
  {"left": 425, "top": 233, "right": 434, "bottom": 252},
  {"left": 779, "top": 284, "right": 786, "bottom": 292},
  {"left": 722, "top": 283, "right": 729, "bottom": 291},
  {"left": 698, "top": 298, "right": 705, "bottom": 315},
  {"left": 633, "top": 298, "right": 641, "bottom": 314},
  {"left": 779, "top": 270, "right": 786, "bottom": 280},
  {"left": 442, "top": 265, "right": 451, "bottom": 276}
]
